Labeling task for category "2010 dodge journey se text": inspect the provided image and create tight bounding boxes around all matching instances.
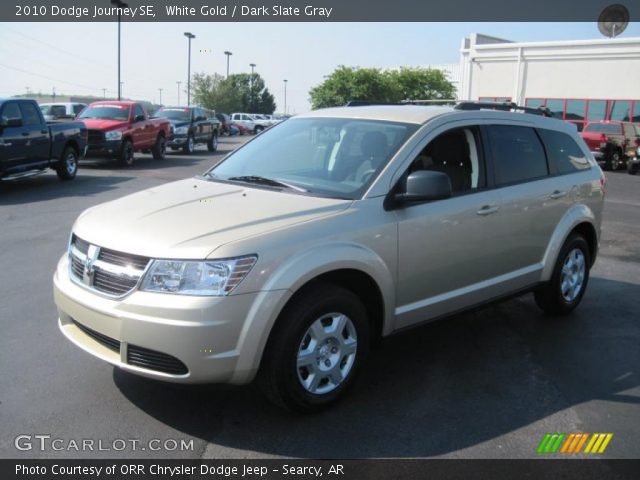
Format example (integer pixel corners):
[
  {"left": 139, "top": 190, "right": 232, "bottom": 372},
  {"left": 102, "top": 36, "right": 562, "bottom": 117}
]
[{"left": 54, "top": 103, "right": 605, "bottom": 412}]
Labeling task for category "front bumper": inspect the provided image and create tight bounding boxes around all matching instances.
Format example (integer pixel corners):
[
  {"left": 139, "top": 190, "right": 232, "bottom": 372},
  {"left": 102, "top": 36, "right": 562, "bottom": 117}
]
[
  {"left": 85, "top": 140, "right": 122, "bottom": 158},
  {"left": 53, "top": 254, "right": 289, "bottom": 385},
  {"left": 167, "top": 135, "right": 187, "bottom": 147}
]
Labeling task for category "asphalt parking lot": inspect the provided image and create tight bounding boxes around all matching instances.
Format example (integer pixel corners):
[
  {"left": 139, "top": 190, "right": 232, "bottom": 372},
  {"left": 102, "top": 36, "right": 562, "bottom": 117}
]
[{"left": 1, "top": 136, "right": 638, "bottom": 460}]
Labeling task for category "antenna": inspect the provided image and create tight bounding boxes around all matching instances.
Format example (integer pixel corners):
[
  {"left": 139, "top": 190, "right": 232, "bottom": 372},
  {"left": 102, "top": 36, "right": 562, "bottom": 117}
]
[{"left": 597, "top": 4, "right": 629, "bottom": 38}]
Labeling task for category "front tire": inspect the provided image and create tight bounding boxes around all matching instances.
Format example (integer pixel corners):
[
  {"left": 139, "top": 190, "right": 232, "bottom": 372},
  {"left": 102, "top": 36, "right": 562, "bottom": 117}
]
[
  {"left": 183, "top": 134, "right": 195, "bottom": 154},
  {"left": 254, "top": 125, "right": 264, "bottom": 134},
  {"left": 152, "top": 134, "right": 166, "bottom": 160},
  {"left": 207, "top": 132, "right": 218, "bottom": 152},
  {"left": 56, "top": 146, "right": 78, "bottom": 180},
  {"left": 118, "top": 139, "right": 134, "bottom": 167},
  {"left": 534, "top": 234, "right": 591, "bottom": 315},
  {"left": 259, "top": 283, "right": 369, "bottom": 412}
]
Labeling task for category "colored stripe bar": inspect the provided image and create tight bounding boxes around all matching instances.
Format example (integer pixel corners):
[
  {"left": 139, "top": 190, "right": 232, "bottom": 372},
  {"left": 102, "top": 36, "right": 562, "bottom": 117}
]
[
  {"left": 537, "top": 433, "right": 553, "bottom": 454},
  {"left": 560, "top": 434, "right": 575, "bottom": 453},
  {"left": 584, "top": 434, "right": 599, "bottom": 453},
  {"left": 598, "top": 434, "right": 613, "bottom": 453},
  {"left": 574, "top": 433, "right": 590, "bottom": 454},
  {"left": 550, "top": 433, "right": 566, "bottom": 453}
]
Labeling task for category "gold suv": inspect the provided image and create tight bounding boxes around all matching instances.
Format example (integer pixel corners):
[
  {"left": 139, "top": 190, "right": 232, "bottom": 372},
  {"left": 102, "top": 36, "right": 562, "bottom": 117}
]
[{"left": 54, "top": 103, "right": 605, "bottom": 411}]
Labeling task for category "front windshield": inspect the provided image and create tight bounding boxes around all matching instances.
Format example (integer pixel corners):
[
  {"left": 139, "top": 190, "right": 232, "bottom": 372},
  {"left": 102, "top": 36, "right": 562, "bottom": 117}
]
[
  {"left": 584, "top": 123, "right": 622, "bottom": 134},
  {"left": 153, "top": 108, "right": 191, "bottom": 121},
  {"left": 79, "top": 105, "right": 130, "bottom": 121},
  {"left": 207, "top": 117, "right": 418, "bottom": 199}
]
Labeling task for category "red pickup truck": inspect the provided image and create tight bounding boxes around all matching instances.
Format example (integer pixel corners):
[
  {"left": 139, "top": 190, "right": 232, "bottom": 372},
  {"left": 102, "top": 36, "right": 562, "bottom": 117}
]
[
  {"left": 579, "top": 120, "right": 640, "bottom": 171},
  {"left": 78, "top": 101, "right": 171, "bottom": 166}
]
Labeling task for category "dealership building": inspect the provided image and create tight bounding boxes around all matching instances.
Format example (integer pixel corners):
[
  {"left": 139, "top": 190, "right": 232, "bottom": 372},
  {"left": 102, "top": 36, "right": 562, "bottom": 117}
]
[{"left": 454, "top": 33, "right": 640, "bottom": 130}]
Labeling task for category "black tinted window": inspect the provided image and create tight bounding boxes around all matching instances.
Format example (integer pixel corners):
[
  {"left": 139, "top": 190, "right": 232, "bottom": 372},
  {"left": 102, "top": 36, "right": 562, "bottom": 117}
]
[
  {"left": 538, "top": 129, "right": 590, "bottom": 174},
  {"left": 20, "top": 102, "right": 42, "bottom": 125},
  {"left": 133, "top": 104, "right": 144, "bottom": 119},
  {"left": 487, "top": 125, "right": 548, "bottom": 186},
  {"left": 1, "top": 102, "right": 22, "bottom": 120}
]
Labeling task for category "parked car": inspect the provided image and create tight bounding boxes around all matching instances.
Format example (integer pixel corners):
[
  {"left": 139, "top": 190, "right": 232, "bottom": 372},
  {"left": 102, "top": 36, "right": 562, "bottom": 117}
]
[
  {"left": 153, "top": 106, "right": 220, "bottom": 154},
  {"left": 40, "top": 102, "right": 87, "bottom": 121},
  {"left": 580, "top": 120, "right": 639, "bottom": 171},
  {"left": 627, "top": 123, "right": 640, "bottom": 175},
  {"left": 230, "top": 121, "right": 251, "bottom": 136},
  {"left": 78, "top": 101, "right": 171, "bottom": 166},
  {"left": 54, "top": 103, "right": 604, "bottom": 412},
  {"left": 230, "top": 113, "right": 258, "bottom": 133},
  {"left": 1, "top": 98, "right": 87, "bottom": 182}
]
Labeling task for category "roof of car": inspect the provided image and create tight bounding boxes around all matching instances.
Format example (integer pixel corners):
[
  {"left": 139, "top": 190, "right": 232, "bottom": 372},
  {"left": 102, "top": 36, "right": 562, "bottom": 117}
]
[{"left": 300, "top": 105, "right": 454, "bottom": 124}]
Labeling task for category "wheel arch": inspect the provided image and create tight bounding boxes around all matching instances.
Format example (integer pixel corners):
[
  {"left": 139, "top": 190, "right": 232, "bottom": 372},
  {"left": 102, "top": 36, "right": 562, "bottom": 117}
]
[{"left": 541, "top": 205, "right": 600, "bottom": 281}]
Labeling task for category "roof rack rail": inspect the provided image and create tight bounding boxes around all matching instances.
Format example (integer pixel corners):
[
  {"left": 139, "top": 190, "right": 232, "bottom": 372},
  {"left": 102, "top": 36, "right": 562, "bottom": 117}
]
[
  {"left": 345, "top": 101, "right": 401, "bottom": 107},
  {"left": 454, "top": 101, "right": 552, "bottom": 117}
]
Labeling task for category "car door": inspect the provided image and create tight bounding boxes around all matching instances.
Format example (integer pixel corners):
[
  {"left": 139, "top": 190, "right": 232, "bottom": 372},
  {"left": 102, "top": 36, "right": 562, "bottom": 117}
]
[
  {"left": 0, "top": 101, "right": 29, "bottom": 172},
  {"left": 131, "top": 104, "right": 148, "bottom": 147},
  {"left": 394, "top": 124, "right": 504, "bottom": 328},
  {"left": 483, "top": 124, "right": 568, "bottom": 280},
  {"left": 19, "top": 101, "right": 50, "bottom": 162}
]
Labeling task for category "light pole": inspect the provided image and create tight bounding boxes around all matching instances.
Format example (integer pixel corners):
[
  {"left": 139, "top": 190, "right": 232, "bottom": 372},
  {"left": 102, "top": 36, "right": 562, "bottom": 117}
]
[
  {"left": 111, "top": 0, "right": 128, "bottom": 100},
  {"left": 249, "top": 63, "right": 256, "bottom": 109},
  {"left": 102, "top": 88, "right": 106, "bottom": 99},
  {"left": 176, "top": 81, "right": 181, "bottom": 106},
  {"left": 184, "top": 32, "right": 196, "bottom": 106},
  {"left": 283, "top": 79, "right": 288, "bottom": 115},
  {"left": 224, "top": 51, "right": 232, "bottom": 78},
  {"left": 120, "top": 82, "right": 124, "bottom": 98},
  {"left": 158, "top": 88, "right": 163, "bottom": 105}
]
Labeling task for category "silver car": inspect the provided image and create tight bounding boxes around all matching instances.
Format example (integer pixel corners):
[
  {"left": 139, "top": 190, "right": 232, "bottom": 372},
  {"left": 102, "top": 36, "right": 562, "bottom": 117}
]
[{"left": 54, "top": 104, "right": 605, "bottom": 411}]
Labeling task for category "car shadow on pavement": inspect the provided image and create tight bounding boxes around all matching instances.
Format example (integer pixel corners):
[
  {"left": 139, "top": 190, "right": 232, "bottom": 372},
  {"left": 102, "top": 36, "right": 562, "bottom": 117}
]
[
  {"left": 0, "top": 173, "right": 134, "bottom": 205},
  {"left": 113, "top": 276, "right": 639, "bottom": 458}
]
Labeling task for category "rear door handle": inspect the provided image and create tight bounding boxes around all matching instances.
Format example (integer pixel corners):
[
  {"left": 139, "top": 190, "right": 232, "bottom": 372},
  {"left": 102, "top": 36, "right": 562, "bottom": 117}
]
[
  {"left": 477, "top": 205, "right": 499, "bottom": 216},
  {"left": 549, "top": 190, "right": 568, "bottom": 199}
]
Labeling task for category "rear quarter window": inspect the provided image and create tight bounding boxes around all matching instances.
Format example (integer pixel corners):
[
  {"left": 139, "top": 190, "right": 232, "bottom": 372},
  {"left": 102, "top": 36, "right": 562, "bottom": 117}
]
[
  {"left": 537, "top": 129, "right": 590, "bottom": 174},
  {"left": 486, "top": 125, "right": 548, "bottom": 186}
]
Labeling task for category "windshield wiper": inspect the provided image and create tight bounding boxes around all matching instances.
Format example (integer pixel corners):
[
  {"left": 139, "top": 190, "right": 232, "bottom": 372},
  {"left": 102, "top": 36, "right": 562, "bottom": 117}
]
[{"left": 227, "top": 175, "right": 308, "bottom": 192}]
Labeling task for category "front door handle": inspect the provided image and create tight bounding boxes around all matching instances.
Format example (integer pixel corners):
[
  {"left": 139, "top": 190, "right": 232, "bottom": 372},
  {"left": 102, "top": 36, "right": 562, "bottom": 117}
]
[
  {"left": 549, "top": 190, "right": 568, "bottom": 199},
  {"left": 477, "top": 205, "right": 499, "bottom": 216}
]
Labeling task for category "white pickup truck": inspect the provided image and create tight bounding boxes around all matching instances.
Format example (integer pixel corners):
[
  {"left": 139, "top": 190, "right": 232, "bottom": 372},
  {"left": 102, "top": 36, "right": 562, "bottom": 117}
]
[
  {"left": 230, "top": 113, "right": 275, "bottom": 134},
  {"left": 40, "top": 102, "right": 87, "bottom": 121}
]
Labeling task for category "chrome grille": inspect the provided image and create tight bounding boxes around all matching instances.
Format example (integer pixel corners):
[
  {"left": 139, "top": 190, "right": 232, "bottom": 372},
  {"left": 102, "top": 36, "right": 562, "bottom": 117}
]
[
  {"left": 87, "top": 129, "right": 105, "bottom": 144},
  {"left": 68, "top": 235, "right": 150, "bottom": 297}
]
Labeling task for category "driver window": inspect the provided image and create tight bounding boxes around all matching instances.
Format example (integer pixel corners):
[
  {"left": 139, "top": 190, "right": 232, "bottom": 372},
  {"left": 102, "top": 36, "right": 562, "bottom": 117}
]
[
  {"left": 408, "top": 126, "right": 485, "bottom": 194},
  {"left": 133, "top": 105, "right": 144, "bottom": 120}
]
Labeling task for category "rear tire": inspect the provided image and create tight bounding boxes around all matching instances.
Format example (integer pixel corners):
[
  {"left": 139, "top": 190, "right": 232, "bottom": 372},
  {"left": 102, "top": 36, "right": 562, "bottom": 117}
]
[
  {"left": 534, "top": 234, "right": 591, "bottom": 316},
  {"left": 118, "top": 139, "right": 134, "bottom": 167},
  {"left": 259, "top": 282, "right": 369, "bottom": 412},
  {"left": 152, "top": 134, "right": 166, "bottom": 160},
  {"left": 207, "top": 132, "right": 218, "bottom": 152},
  {"left": 56, "top": 146, "right": 78, "bottom": 180}
]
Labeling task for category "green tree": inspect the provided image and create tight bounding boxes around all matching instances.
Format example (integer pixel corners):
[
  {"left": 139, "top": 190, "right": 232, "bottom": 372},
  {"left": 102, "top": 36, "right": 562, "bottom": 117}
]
[
  {"left": 309, "top": 65, "right": 456, "bottom": 109},
  {"left": 192, "top": 72, "right": 276, "bottom": 114}
]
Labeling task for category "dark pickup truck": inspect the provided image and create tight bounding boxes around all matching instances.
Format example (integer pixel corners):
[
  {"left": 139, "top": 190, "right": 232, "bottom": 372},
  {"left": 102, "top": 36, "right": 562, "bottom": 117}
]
[
  {"left": 153, "top": 106, "right": 220, "bottom": 154},
  {"left": 0, "top": 98, "right": 87, "bottom": 182}
]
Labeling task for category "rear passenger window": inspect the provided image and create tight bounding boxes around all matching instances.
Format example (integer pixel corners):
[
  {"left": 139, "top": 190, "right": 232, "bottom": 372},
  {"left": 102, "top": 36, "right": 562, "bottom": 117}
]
[
  {"left": 537, "top": 129, "right": 590, "bottom": 174},
  {"left": 487, "top": 125, "right": 548, "bottom": 186},
  {"left": 20, "top": 102, "right": 42, "bottom": 126}
]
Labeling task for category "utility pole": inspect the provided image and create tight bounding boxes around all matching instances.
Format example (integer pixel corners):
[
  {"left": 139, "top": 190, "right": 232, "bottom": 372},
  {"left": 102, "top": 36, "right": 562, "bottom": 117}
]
[
  {"left": 283, "top": 79, "right": 288, "bottom": 115},
  {"left": 176, "top": 81, "right": 181, "bottom": 106},
  {"left": 112, "top": 0, "right": 128, "bottom": 100},
  {"left": 102, "top": 88, "right": 106, "bottom": 99},
  {"left": 158, "top": 88, "right": 163, "bottom": 105},
  {"left": 249, "top": 63, "right": 256, "bottom": 110},
  {"left": 52, "top": 87, "right": 56, "bottom": 101},
  {"left": 184, "top": 32, "right": 196, "bottom": 106},
  {"left": 224, "top": 51, "right": 232, "bottom": 78}
]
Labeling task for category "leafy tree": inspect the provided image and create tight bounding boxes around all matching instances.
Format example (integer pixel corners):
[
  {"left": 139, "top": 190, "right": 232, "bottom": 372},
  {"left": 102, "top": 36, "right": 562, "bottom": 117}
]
[
  {"left": 192, "top": 72, "right": 276, "bottom": 114},
  {"left": 309, "top": 65, "right": 456, "bottom": 109}
]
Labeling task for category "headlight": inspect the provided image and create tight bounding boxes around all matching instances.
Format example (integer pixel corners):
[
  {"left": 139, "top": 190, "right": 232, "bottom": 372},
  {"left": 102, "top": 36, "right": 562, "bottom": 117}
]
[
  {"left": 140, "top": 255, "right": 257, "bottom": 296},
  {"left": 174, "top": 126, "right": 188, "bottom": 135},
  {"left": 105, "top": 130, "right": 123, "bottom": 141}
]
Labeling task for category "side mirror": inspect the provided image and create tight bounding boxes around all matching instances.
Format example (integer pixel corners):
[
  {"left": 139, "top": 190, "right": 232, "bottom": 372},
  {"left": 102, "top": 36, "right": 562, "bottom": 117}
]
[
  {"left": 134, "top": 114, "right": 145, "bottom": 123},
  {"left": 394, "top": 170, "right": 452, "bottom": 206}
]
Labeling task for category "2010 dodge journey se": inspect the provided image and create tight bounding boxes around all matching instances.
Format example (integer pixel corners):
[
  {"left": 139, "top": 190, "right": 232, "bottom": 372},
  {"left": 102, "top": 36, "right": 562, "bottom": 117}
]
[{"left": 54, "top": 103, "right": 605, "bottom": 411}]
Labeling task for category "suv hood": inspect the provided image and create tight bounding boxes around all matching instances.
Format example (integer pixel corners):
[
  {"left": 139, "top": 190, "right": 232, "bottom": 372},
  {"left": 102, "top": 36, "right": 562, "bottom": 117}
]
[
  {"left": 80, "top": 118, "right": 130, "bottom": 130},
  {"left": 73, "top": 178, "right": 351, "bottom": 259}
]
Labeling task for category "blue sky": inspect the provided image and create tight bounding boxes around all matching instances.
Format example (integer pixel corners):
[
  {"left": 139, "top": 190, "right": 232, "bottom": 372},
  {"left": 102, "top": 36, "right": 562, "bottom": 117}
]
[{"left": 0, "top": 22, "right": 638, "bottom": 112}]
